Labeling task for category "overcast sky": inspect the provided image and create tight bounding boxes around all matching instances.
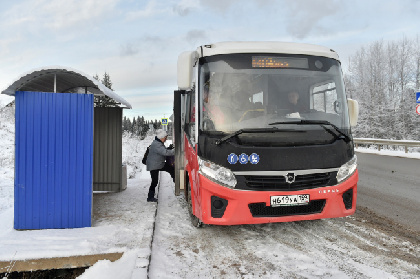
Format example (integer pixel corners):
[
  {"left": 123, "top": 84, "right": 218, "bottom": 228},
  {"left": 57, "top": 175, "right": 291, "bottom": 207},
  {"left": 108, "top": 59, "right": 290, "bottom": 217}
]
[{"left": 0, "top": 0, "right": 419, "bottom": 120}]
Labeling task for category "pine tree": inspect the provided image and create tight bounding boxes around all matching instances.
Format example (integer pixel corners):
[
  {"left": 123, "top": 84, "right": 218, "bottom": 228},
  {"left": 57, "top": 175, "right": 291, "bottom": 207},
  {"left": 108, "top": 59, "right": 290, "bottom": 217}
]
[
  {"left": 102, "top": 72, "right": 113, "bottom": 90},
  {"left": 135, "top": 116, "right": 141, "bottom": 136},
  {"left": 126, "top": 117, "right": 132, "bottom": 133},
  {"left": 93, "top": 72, "right": 119, "bottom": 107},
  {"left": 123, "top": 116, "right": 132, "bottom": 133},
  {"left": 132, "top": 117, "right": 137, "bottom": 135}
]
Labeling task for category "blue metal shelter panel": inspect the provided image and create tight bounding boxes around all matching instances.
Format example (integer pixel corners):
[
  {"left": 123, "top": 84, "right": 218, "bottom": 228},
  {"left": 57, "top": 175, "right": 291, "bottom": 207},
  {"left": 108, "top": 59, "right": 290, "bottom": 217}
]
[{"left": 14, "top": 91, "right": 93, "bottom": 229}]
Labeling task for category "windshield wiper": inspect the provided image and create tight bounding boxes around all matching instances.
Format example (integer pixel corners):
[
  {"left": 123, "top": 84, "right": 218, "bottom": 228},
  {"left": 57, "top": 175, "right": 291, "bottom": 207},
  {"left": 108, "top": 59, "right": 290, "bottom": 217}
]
[
  {"left": 268, "top": 120, "right": 351, "bottom": 143},
  {"left": 215, "top": 127, "right": 288, "bottom": 145}
]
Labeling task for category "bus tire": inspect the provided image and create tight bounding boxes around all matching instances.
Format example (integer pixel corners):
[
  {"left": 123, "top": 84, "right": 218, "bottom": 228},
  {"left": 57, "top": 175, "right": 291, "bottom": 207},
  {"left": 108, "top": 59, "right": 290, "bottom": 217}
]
[{"left": 187, "top": 180, "right": 203, "bottom": 228}]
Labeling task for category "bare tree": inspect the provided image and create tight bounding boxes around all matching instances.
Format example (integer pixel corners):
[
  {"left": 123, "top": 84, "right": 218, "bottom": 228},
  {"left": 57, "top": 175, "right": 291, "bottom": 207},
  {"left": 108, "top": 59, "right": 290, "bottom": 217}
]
[
  {"left": 345, "top": 36, "right": 419, "bottom": 141},
  {"left": 414, "top": 35, "right": 420, "bottom": 91}
]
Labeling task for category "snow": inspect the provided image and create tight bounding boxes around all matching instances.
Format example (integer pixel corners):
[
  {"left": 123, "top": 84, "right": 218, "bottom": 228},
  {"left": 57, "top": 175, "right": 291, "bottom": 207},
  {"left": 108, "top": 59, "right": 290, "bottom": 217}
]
[
  {"left": 355, "top": 146, "right": 420, "bottom": 159},
  {"left": 0, "top": 106, "right": 419, "bottom": 278},
  {"left": 77, "top": 250, "right": 138, "bottom": 279}
]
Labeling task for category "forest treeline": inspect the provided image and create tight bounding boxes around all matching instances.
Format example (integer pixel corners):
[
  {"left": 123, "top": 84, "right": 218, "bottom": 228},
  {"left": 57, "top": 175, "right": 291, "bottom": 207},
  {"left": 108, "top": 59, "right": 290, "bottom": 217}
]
[
  {"left": 122, "top": 116, "right": 165, "bottom": 138},
  {"left": 344, "top": 36, "right": 420, "bottom": 140}
]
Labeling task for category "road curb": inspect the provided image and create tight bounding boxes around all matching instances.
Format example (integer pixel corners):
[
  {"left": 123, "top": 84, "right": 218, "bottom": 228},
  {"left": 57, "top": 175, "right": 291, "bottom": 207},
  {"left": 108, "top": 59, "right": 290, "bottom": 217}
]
[{"left": 130, "top": 172, "right": 161, "bottom": 279}]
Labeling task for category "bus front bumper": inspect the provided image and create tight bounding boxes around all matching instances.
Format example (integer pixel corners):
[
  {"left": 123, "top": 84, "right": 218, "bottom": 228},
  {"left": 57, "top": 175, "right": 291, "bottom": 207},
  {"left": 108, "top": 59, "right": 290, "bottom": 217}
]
[{"left": 196, "top": 170, "right": 358, "bottom": 225}]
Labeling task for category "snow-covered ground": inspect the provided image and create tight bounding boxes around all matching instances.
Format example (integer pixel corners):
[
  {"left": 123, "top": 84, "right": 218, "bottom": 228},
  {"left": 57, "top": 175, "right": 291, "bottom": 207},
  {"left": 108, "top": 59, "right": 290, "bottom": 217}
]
[
  {"left": 355, "top": 146, "right": 420, "bottom": 159},
  {"left": 149, "top": 181, "right": 419, "bottom": 279},
  {"left": 0, "top": 106, "right": 419, "bottom": 278}
]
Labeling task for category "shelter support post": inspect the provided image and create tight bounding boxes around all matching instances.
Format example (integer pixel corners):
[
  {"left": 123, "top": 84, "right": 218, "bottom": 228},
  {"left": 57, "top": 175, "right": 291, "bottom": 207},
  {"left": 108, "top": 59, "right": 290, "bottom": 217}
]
[{"left": 54, "top": 74, "right": 57, "bottom": 93}]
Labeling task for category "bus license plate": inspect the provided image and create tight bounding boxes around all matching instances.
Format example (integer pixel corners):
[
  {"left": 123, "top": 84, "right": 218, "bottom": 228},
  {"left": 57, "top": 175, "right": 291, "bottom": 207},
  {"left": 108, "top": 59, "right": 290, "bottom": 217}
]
[{"left": 271, "top": 194, "right": 310, "bottom": 207}]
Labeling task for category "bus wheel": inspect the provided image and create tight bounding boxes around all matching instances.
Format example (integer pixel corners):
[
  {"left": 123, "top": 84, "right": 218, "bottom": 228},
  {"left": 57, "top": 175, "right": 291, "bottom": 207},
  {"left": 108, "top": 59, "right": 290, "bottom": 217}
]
[{"left": 187, "top": 180, "right": 203, "bottom": 228}]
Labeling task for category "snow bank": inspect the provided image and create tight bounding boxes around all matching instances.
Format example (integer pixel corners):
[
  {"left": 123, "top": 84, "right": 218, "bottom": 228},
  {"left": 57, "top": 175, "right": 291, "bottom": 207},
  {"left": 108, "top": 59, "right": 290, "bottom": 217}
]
[
  {"left": 355, "top": 146, "right": 420, "bottom": 159},
  {"left": 77, "top": 250, "right": 139, "bottom": 279},
  {"left": 0, "top": 106, "right": 14, "bottom": 215}
]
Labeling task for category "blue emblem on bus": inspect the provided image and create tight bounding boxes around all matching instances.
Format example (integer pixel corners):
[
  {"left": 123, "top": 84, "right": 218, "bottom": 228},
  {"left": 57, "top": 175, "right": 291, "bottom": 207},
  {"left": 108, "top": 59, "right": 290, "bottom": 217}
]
[
  {"left": 239, "top": 153, "right": 249, "bottom": 164},
  {"left": 249, "top": 153, "right": 260, "bottom": 164},
  {"left": 227, "top": 153, "right": 238, "bottom": 164}
]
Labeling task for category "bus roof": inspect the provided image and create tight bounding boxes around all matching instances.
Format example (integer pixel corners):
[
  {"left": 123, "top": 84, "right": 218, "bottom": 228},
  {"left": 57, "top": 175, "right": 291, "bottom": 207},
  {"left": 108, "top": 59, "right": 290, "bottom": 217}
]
[{"left": 197, "top": 41, "right": 340, "bottom": 61}]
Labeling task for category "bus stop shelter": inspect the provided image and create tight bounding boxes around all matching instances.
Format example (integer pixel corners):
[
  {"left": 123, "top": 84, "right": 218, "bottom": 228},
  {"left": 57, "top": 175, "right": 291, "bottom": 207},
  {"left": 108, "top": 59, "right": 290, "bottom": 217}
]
[{"left": 1, "top": 66, "right": 132, "bottom": 230}]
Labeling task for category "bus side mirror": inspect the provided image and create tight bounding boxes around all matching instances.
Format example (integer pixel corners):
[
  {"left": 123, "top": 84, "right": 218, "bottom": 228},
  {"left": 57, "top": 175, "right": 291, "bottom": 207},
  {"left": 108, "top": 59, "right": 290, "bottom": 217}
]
[
  {"left": 177, "top": 51, "right": 198, "bottom": 90},
  {"left": 347, "top": 98, "right": 359, "bottom": 127}
]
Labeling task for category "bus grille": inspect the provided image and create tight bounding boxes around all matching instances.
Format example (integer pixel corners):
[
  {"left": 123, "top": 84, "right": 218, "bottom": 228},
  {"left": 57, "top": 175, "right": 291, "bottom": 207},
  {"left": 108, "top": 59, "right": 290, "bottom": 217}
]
[
  {"left": 236, "top": 172, "right": 336, "bottom": 191},
  {"left": 248, "top": 200, "right": 326, "bottom": 217}
]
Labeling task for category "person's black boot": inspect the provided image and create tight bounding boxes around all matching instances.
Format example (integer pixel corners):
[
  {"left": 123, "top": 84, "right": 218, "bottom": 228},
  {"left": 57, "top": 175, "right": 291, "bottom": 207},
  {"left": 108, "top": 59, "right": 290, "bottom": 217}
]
[{"left": 147, "top": 197, "right": 158, "bottom": 202}]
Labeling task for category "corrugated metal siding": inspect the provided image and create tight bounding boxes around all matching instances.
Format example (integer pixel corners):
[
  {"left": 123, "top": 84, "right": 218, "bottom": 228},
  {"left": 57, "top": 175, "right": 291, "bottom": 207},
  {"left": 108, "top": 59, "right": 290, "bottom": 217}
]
[
  {"left": 14, "top": 91, "right": 93, "bottom": 229},
  {"left": 93, "top": 107, "right": 122, "bottom": 192}
]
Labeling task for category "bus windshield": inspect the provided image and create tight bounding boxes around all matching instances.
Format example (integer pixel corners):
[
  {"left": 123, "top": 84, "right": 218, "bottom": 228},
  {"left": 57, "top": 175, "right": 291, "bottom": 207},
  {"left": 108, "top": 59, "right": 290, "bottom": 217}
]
[{"left": 198, "top": 53, "right": 351, "bottom": 139}]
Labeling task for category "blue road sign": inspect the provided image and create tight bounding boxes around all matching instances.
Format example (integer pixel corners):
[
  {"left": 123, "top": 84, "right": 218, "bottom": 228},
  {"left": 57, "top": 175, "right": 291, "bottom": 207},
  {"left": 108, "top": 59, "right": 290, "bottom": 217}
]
[
  {"left": 227, "top": 153, "right": 238, "bottom": 164},
  {"left": 416, "top": 92, "right": 420, "bottom": 103},
  {"left": 239, "top": 153, "right": 249, "bottom": 164},
  {"left": 249, "top": 153, "right": 260, "bottom": 164},
  {"left": 161, "top": 118, "right": 168, "bottom": 125}
]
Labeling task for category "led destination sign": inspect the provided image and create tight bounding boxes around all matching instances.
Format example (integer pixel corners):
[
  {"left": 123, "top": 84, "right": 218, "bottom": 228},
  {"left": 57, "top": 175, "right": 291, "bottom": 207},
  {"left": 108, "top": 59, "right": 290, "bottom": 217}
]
[{"left": 252, "top": 56, "right": 309, "bottom": 69}]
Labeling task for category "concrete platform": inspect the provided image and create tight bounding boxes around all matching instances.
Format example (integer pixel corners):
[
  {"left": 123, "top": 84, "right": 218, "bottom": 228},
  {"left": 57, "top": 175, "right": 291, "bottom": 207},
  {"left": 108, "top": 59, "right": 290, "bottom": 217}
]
[{"left": 0, "top": 252, "right": 123, "bottom": 273}]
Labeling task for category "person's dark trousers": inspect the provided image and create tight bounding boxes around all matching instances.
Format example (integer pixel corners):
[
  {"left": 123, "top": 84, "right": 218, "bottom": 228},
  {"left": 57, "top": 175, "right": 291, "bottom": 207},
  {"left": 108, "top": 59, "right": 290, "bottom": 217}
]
[
  {"left": 147, "top": 162, "right": 175, "bottom": 200},
  {"left": 148, "top": 169, "right": 160, "bottom": 200}
]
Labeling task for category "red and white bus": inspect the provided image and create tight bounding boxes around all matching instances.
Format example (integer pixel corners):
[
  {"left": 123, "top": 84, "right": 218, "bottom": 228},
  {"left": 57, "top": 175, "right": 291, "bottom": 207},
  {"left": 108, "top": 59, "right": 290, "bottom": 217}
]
[{"left": 173, "top": 42, "right": 359, "bottom": 227}]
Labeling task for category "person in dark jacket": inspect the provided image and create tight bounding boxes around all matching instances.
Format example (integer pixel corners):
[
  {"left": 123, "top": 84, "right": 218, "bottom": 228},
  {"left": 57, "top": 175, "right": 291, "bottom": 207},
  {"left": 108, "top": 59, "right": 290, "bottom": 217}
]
[
  {"left": 287, "top": 91, "right": 306, "bottom": 113},
  {"left": 145, "top": 129, "right": 175, "bottom": 202}
]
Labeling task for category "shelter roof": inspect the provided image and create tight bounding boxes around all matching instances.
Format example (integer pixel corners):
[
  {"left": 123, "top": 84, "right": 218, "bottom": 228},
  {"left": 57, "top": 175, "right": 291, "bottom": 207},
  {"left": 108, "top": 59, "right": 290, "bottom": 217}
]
[{"left": 1, "top": 66, "right": 131, "bottom": 108}]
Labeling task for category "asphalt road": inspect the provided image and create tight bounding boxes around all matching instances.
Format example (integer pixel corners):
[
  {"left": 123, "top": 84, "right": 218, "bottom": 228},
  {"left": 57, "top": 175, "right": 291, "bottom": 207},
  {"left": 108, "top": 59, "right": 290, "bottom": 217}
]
[{"left": 356, "top": 152, "right": 420, "bottom": 232}]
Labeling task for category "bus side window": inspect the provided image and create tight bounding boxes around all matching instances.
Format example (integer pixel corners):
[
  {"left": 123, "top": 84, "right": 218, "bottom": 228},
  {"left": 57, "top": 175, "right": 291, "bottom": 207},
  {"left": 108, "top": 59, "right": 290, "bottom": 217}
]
[
  {"left": 311, "top": 82, "right": 338, "bottom": 113},
  {"left": 250, "top": 91, "right": 264, "bottom": 107}
]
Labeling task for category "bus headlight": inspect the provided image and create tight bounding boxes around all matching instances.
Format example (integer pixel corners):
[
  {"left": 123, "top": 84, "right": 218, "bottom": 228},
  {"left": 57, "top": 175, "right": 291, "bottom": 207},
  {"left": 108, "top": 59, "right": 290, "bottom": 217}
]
[
  {"left": 198, "top": 157, "right": 237, "bottom": 189},
  {"left": 336, "top": 155, "right": 357, "bottom": 183}
]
